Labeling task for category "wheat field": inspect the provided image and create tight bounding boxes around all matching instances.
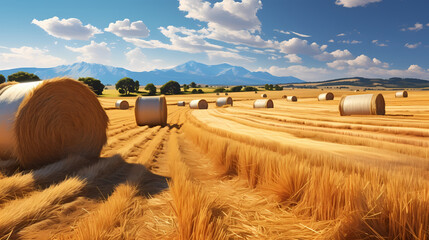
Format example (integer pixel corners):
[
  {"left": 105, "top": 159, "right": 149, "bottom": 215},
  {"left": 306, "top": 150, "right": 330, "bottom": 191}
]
[{"left": 0, "top": 89, "right": 428, "bottom": 239}]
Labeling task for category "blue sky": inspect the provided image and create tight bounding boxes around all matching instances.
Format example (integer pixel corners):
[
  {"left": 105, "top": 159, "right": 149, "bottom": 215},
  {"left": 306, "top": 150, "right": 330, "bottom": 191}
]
[{"left": 0, "top": 0, "right": 428, "bottom": 81}]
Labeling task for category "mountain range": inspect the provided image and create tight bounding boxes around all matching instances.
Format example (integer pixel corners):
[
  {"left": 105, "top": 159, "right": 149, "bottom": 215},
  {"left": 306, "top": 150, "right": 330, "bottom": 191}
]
[{"left": 0, "top": 61, "right": 303, "bottom": 86}]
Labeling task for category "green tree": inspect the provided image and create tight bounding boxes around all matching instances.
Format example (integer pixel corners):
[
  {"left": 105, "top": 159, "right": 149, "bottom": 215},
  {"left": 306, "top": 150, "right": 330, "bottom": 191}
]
[
  {"left": 160, "top": 80, "right": 181, "bottom": 95},
  {"left": 244, "top": 86, "right": 258, "bottom": 91},
  {"left": 197, "top": 84, "right": 201, "bottom": 88},
  {"left": 191, "top": 89, "right": 198, "bottom": 94},
  {"left": 116, "top": 77, "right": 136, "bottom": 95},
  {"left": 274, "top": 84, "right": 283, "bottom": 91},
  {"left": 183, "top": 84, "right": 189, "bottom": 92},
  {"left": 8, "top": 71, "right": 40, "bottom": 82},
  {"left": 145, "top": 83, "right": 157, "bottom": 96},
  {"left": 78, "top": 77, "right": 105, "bottom": 95},
  {"left": 230, "top": 86, "right": 242, "bottom": 92},
  {"left": 0, "top": 74, "right": 5, "bottom": 84},
  {"left": 135, "top": 80, "right": 140, "bottom": 92},
  {"left": 190, "top": 82, "right": 197, "bottom": 88},
  {"left": 214, "top": 87, "right": 225, "bottom": 93}
]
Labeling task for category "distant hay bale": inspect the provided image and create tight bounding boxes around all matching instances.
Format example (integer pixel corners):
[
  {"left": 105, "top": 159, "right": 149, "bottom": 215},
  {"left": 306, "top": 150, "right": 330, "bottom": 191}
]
[
  {"left": 253, "top": 99, "right": 274, "bottom": 108},
  {"left": 189, "top": 99, "right": 208, "bottom": 109},
  {"left": 225, "top": 92, "right": 228, "bottom": 96},
  {"left": 177, "top": 101, "right": 186, "bottom": 106},
  {"left": 287, "top": 96, "right": 297, "bottom": 102},
  {"left": 216, "top": 97, "right": 233, "bottom": 107},
  {"left": 216, "top": 92, "right": 219, "bottom": 95},
  {"left": 318, "top": 92, "right": 334, "bottom": 101},
  {"left": 339, "top": 93, "right": 385, "bottom": 116},
  {"left": 255, "top": 91, "right": 258, "bottom": 94},
  {"left": 281, "top": 95, "right": 287, "bottom": 98},
  {"left": 115, "top": 100, "right": 129, "bottom": 109},
  {"left": 135, "top": 96, "right": 167, "bottom": 126},
  {"left": 395, "top": 91, "right": 408, "bottom": 98},
  {"left": 0, "top": 78, "right": 108, "bottom": 169},
  {"left": 261, "top": 93, "right": 267, "bottom": 98}
]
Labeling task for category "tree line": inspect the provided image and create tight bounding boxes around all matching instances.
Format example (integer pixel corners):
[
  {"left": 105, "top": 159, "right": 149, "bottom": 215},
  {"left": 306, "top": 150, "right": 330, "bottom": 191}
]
[{"left": 0, "top": 71, "right": 284, "bottom": 96}]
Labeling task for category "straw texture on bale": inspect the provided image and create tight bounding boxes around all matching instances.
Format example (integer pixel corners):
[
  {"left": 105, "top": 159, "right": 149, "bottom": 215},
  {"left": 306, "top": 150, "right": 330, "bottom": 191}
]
[
  {"left": 318, "top": 92, "right": 334, "bottom": 101},
  {"left": 177, "top": 101, "right": 186, "bottom": 106},
  {"left": 395, "top": 91, "right": 408, "bottom": 98},
  {"left": 216, "top": 97, "right": 233, "bottom": 107},
  {"left": 287, "top": 96, "right": 297, "bottom": 102},
  {"left": 339, "top": 93, "right": 385, "bottom": 116},
  {"left": 135, "top": 96, "right": 167, "bottom": 126},
  {"left": 281, "top": 95, "right": 287, "bottom": 98},
  {"left": 253, "top": 99, "right": 274, "bottom": 108},
  {"left": 115, "top": 100, "right": 129, "bottom": 109},
  {"left": 0, "top": 81, "right": 18, "bottom": 92},
  {"left": 189, "top": 99, "right": 208, "bottom": 109},
  {"left": 261, "top": 93, "right": 267, "bottom": 98},
  {"left": 0, "top": 78, "right": 108, "bottom": 169}
]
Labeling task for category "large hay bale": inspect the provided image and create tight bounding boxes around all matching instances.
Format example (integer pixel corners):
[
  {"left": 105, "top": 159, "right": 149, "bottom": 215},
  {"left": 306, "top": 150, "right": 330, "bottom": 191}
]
[
  {"left": 177, "top": 101, "right": 186, "bottom": 106},
  {"left": 189, "top": 99, "right": 208, "bottom": 109},
  {"left": 339, "top": 94, "right": 385, "bottom": 116},
  {"left": 395, "top": 91, "right": 408, "bottom": 98},
  {"left": 135, "top": 96, "right": 167, "bottom": 126},
  {"left": 287, "top": 96, "right": 298, "bottom": 102},
  {"left": 253, "top": 99, "right": 274, "bottom": 108},
  {"left": 115, "top": 100, "right": 129, "bottom": 109},
  {"left": 261, "top": 93, "right": 267, "bottom": 98},
  {"left": 216, "top": 97, "right": 233, "bottom": 107},
  {"left": 0, "top": 78, "right": 108, "bottom": 169},
  {"left": 318, "top": 92, "right": 334, "bottom": 101}
]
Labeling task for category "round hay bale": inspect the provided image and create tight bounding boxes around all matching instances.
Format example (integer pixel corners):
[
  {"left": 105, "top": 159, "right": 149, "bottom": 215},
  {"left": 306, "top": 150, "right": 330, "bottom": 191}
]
[
  {"left": 135, "top": 96, "right": 167, "bottom": 126},
  {"left": 339, "top": 93, "right": 385, "bottom": 116},
  {"left": 189, "top": 99, "right": 208, "bottom": 109},
  {"left": 261, "top": 93, "right": 267, "bottom": 98},
  {"left": 225, "top": 92, "right": 228, "bottom": 96},
  {"left": 318, "top": 92, "right": 334, "bottom": 101},
  {"left": 287, "top": 96, "right": 297, "bottom": 102},
  {"left": 281, "top": 95, "right": 287, "bottom": 98},
  {"left": 216, "top": 92, "right": 219, "bottom": 96},
  {"left": 395, "top": 91, "right": 408, "bottom": 98},
  {"left": 216, "top": 97, "right": 233, "bottom": 107},
  {"left": 115, "top": 100, "right": 129, "bottom": 109},
  {"left": 253, "top": 99, "right": 274, "bottom": 108},
  {"left": 177, "top": 101, "right": 186, "bottom": 106},
  {"left": 0, "top": 78, "right": 108, "bottom": 169},
  {"left": 254, "top": 91, "right": 258, "bottom": 94},
  {"left": 0, "top": 81, "right": 18, "bottom": 93}
]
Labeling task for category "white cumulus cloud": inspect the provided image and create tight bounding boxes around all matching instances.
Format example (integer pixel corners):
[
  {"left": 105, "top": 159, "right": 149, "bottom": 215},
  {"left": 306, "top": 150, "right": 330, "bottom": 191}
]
[
  {"left": 105, "top": 19, "right": 150, "bottom": 38},
  {"left": 401, "top": 23, "right": 424, "bottom": 31},
  {"left": 284, "top": 54, "right": 302, "bottom": 63},
  {"left": 32, "top": 16, "right": 102, "bottom": 40},
  {"left": 178, "top": 0, "right": 262, "bottom": 31},
  {"left": 335, "top": 0, "right": 382, "bottom": 8},
  {"left": 0, "top": 46, "right": 66, "bottom": 70},
  {"left": 66, "top": 41, "right": 111, "bottom": 64},
  {"left": 124, "top": 48, "right": 164, "bottom": 71},
  {"left": 405, "top": 42, "right": 421, "bottom": 49},
  {"left": 206, "top": 50, "right": 256, "bottom": 64},
  {"left": 372, "top": 40, "right": 388, "bottom": 47},
  {"left": 279, "top": 38, "right": 324, "bottom": 56},
  {"left": 327, "top": 54, "right": 387, "bottom": 70}
]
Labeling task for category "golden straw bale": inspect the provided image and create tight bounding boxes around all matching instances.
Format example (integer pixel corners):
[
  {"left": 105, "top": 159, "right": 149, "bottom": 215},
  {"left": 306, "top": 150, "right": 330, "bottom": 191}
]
[
  {"left": 339, "top": 93, "right": 385, "bottom": 116},
  {"left": 13, "top": 78, "right": 108, "bottom": 168},
  {"left": 115, "top": 100, "right": 129, "bottom": 109}
]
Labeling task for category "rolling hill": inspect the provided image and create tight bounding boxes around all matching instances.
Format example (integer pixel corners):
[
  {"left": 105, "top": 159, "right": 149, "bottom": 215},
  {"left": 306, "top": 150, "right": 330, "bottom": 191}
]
[{"left": 290, "top": 77, "right": 429, "bottom": 89}]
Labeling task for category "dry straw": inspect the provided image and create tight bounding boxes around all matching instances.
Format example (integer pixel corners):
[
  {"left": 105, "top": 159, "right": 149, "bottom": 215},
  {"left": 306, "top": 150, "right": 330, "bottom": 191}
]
[
  {"left": 287, "top": 96, "right": 298, "bottom": 102},
  {"left": 261, "top": 93, "right": 267, "bottom": 98},
  {"left": 395, "top": 91, "right": 408, "bottom": 98},
  {"left": 253, "top": 99, "right": 274, "bottom": 108},
  {"left": 281, "top": 95, "right": 287, "bottom": 98},
  {"left": 189, "top": 99, "right": 208, "bottom": 109},
  {"left": 0, "top": 78, "right": 108, "bottom": 169},
  {"left": 135, "top": 96, "right": 167, "bottom": 126},
  {"left": 177, "top": 101, "right": 186, "bottom": 106},
  {"left": 216, "top": 97, "right": 233, "bottom": 107},
  {"left": 318, "top": 92, "right": 334, "bottom": 101},
  {"left": 115, "top": 100, "right": 129, "bottom": 109},
  {"left": 339, "top": 93, "right": 385, "bottom": 116}
]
